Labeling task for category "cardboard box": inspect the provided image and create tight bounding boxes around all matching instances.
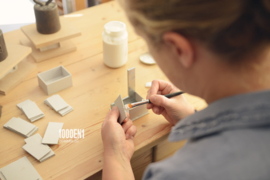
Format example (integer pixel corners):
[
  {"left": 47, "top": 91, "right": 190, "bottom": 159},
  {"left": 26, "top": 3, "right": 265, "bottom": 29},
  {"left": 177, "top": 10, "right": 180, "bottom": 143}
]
[{"left": 38, "top": 65, "right": 72, "bottom": 95}]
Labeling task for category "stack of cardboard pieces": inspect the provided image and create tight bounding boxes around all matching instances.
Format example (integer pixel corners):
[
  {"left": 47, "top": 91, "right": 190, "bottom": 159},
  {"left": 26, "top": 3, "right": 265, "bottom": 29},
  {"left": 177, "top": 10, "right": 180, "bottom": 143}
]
[
  {"left": 44, "top": 94, "right": 73, "bottom": 116},
  {"left": 3, "top": 117, "right": 38, "bottom": 138},
  {"left": 0, "top": 156, "right": 43, "bottom": 180},
  {"left": 23, "top": 134, "right": 55, "bottom": 162},
  {"left": 17, "top": 100, "right": 45, "bottom": 122},
  {"left": 42, "top": 122, "right": 64, "bottom": 145}
]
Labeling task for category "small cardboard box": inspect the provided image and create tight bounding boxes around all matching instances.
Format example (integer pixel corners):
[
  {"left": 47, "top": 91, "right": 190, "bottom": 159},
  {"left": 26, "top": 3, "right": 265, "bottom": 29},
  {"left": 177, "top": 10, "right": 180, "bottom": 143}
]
[
  {"left": 38, "top": 66, "right": 72, "bottom": 95},
  {"left": 110, "top": 67, "right": 148, "bottom": 121}
]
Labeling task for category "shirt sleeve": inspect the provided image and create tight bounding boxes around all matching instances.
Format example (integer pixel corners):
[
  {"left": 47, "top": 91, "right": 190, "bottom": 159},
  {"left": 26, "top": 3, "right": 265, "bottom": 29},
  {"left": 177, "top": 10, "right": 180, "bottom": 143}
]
[
  {"left": 142, "top": 161, "right": 182, "bottom": 180},
  {"left": 142, "top": 163, "right": 166, "bottom": 180}
]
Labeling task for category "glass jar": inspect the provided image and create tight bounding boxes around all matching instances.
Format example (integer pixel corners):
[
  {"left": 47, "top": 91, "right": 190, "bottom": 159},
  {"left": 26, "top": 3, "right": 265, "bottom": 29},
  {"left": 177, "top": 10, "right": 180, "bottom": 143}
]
[{"left": 102, "top": 21, "right": 128, "bottom": 68}]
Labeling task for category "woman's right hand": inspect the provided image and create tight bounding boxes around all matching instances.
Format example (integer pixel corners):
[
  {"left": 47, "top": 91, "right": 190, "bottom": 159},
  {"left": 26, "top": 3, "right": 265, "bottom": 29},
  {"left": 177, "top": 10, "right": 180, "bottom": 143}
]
[{"left": 147, "top": 80, "right": 195, "bottom": 125}]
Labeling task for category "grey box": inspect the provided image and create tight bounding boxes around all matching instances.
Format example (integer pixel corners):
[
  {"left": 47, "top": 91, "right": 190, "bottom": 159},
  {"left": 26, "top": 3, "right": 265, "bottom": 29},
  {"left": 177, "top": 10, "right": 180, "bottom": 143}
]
[
  {"left": 111, "top": 67, "right": 149, "bottom": 121},
  {"left": 37, "top": 65, "right": 72, "bottom": 95}
]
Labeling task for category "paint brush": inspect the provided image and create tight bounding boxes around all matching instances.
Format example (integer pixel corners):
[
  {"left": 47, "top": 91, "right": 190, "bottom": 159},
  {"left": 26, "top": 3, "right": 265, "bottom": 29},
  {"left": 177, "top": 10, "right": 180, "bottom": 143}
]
[{"left": 125, "top": 91, "right": 184, "bottom": 109}]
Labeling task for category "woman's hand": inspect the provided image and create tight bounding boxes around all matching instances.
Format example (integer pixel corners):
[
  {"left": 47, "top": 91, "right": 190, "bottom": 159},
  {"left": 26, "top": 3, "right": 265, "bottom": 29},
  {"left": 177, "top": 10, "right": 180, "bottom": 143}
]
[
  {"left": 147, "top": 80, "right": 195, "bottom": 125},
  {"left": 102, "top": 106, "right": 137, "bottom": 160},
  {"left": 101, "top": 106, "right": 137, "bottom": 180}
]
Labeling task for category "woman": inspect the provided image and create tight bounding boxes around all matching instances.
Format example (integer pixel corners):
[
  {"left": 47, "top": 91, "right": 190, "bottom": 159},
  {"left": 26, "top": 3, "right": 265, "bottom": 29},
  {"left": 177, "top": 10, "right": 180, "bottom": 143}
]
[{"left": 101, "top": 0, "right": 270, "bottom": 179}]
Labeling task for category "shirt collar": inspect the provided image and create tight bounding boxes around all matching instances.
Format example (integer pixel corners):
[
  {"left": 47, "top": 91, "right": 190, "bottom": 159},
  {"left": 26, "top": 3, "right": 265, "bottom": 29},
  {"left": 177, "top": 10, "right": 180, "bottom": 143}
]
[{"left": 169, "top": 89, "right": 270, "bottom": 142}]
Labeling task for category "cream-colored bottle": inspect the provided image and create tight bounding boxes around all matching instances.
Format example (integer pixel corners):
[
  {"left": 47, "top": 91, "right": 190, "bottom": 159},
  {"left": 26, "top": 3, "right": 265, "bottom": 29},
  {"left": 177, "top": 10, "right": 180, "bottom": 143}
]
[{"left": 102, "top": 21, "right": 128, "bottom": 68}]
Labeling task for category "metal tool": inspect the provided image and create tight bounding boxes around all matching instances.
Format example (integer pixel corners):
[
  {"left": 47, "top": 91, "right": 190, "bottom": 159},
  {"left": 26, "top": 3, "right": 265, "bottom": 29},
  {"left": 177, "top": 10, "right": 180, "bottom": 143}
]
[
  {"left": 0, "top": 29, "right": 8, "bottom": 62},
  {"left": 127, "top": 91, "right": 184, "bottom": 108}
]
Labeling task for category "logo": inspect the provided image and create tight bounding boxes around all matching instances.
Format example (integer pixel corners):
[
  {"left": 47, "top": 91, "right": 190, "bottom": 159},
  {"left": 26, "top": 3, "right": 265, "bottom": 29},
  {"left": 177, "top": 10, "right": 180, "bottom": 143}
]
[{"left": 59, "top": 129, "right": 84, "bottom": 143}]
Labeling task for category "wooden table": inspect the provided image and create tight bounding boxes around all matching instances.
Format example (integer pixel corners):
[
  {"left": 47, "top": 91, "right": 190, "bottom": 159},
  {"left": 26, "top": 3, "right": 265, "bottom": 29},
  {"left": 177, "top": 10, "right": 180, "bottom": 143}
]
[{"left": 0, "top": 2, "right": 207, "bottom": 180}]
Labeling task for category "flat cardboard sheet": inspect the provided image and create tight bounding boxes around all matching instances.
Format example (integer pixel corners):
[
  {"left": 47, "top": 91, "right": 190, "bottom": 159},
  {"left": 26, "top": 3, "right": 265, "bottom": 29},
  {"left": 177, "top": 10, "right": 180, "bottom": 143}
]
[
  {"left": 26, "top": 127, "right": 39, "bottom": 136},
  {"left": 42, "top": 122, "right": 64, "bottom": 145},
  {"left": 23, "top": 143, "right": 51, "bottom": 161},
  {"left": 30, "top": 114, "right": 45, "bottom": 122},
  {"left": 58, "top": 105, "right": 73, "bottom": 116},
  {"left": 17, "top": 99, "right": 32, "bottom": 110},
  {"left": 46, "top": 94, "right": 69, "bottom": 112},
  {"left": 21, "top": 102, "right": 44, "bottom": 121},
  {"left": 3, "top": 117, "right": 38, "bottom": 137},
  {"left": 6, "top": 117, "right": 36, "bottom": 135},
  {"left": 0, "top": 156, "right": 43, "bottom": 180},
  {"left": 0, "top": 172, "right": 6, "bottom": 180},
  {"left": 25, "top": 134, "right": 55, "bottom": 162},
  {"left": 44, "top": 95, "right": 73, "bottom": 116},
  {"left": 114, "top": 95, "right": 127, "bottom": 124}
]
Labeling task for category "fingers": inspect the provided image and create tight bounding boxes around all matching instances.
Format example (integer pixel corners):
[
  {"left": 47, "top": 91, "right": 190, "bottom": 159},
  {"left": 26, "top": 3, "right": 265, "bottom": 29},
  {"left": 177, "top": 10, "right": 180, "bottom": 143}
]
[
  {"left": 126, "top": 125, "right": 137, "bottom": 139},
  {"left": 123, "top": 113, "right": 130, "bottom": 123},
  {"left": 150, "top": 94, "right": 171, "bottom": 109},
  {"left": 122, "top": 117, "right": 137, "bottom": 139},
  {"left": 146, "top": 80, "right": 177, "bottom": 109},
  {"left": 147, "top": 80, "right": 174, "bottom": 98},
  {"left": 104, "top": 106, "right": 120, "bottom": 124},
  {"left": 122, "top": 119, "right": 133, "bottom": 133},
  {"left": 147, "top": 90, "right": 161, "bottom": 109},
  {"left": 126, "top": 112, "right": 130, "bottom": 120},
  {"left": 152, "top": 106, "right": 165, "bottom": 115},
  {"left": 146, "top": 80, "right": 161, "bottom": 99}
]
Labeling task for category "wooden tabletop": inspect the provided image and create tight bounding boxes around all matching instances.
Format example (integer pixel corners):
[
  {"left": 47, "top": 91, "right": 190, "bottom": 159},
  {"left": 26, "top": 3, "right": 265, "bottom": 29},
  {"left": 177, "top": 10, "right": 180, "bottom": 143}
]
[
  {"left": 21, "top": 18, "right": 81, "bottom": 49},
  {"left": 0, "top": 1, "right": 207, "bottom": 180},
  {"left": 0, "top": 43, "right": 31, "bottom": 78}
]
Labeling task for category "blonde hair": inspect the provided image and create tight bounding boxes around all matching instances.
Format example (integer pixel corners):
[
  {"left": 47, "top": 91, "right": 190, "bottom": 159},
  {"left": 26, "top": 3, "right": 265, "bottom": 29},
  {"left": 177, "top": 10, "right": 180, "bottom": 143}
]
[{"left": 119, "top": 0, "right": 270, "bottom": 60}]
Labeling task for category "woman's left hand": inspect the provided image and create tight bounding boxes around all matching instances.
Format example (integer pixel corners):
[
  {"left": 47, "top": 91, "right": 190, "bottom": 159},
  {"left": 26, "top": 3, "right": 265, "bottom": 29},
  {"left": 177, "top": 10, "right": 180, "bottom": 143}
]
[{"left": 102, "top": 106, "right": 137, "bottom": 160}]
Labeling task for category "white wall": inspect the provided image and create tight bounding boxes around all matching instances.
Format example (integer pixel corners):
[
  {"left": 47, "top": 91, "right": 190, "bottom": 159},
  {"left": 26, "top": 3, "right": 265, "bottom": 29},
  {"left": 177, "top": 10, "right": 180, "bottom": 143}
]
[{"left": 0, "top": 0, "right": 37, "bottom": 33}]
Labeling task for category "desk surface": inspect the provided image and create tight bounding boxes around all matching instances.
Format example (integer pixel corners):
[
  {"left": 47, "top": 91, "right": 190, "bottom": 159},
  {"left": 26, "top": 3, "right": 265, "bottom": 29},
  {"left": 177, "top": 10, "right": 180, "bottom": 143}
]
[
  {"left": 21, "top": 18, "right": 82, "bottom": 49},
  {"left": 0, "top": 1, "right": 207, "bottom": 180},
  {"left": 0, "top": 43, "right": 31, "bottom": 78}
]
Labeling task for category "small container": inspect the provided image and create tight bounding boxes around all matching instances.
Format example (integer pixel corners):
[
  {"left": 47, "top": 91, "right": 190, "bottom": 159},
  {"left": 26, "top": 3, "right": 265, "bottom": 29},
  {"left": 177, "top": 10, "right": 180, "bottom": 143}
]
[
  {"left": 102, "top": 21, "right": 128, "bottom": 68},
  {"left": 34, "top": 1, "right": 61, "bottom": 34},
  {"left": 37, "top": 65, "right": 72, "bottom": 95},
  {"left": 0, "top": 29, "right": 8, "bottom": 62}
]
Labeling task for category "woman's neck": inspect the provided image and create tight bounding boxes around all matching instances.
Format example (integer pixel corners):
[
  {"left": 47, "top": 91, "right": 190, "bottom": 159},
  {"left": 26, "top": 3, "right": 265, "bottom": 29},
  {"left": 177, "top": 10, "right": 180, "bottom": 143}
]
[{"left": 199, "top": 49, "right": 270, "bottom": 104}]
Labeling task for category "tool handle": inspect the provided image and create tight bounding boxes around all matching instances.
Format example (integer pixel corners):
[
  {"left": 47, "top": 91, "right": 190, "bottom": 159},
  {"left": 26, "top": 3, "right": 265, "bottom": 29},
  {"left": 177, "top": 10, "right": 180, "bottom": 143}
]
[
  {"left": 164, "top": 91, "right": 184, "bottom": 98},
  {"left": 148, "top": 91, "right": 184, "bottom": 104}
]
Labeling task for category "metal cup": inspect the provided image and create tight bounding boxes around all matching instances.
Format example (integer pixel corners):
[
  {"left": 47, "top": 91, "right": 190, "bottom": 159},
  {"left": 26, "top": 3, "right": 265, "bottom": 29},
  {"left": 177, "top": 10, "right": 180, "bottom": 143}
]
[
  {"left": 0, "top": 29, "right": 8, "bottom": 62},
  {"left": 34, "top": 0, "right": 61, "bottom": 34}
]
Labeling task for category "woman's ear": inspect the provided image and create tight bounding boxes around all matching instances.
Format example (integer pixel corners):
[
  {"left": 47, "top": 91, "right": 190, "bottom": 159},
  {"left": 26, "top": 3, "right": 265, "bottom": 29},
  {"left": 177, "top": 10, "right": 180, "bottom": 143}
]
[{"left": 162, "top": 32, "right": 194, "bottom": 68}]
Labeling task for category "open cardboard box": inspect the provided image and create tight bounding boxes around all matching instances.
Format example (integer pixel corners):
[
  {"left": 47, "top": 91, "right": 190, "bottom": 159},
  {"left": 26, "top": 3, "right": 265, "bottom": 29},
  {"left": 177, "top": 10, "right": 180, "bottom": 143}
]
[
  {"left": 38, "top": 65, "right": 72, "bottom": 95},
  {"left": 111, "top": 67, "right": 148, "bottom": 121},
  {"left": 122, "top": 92, "right": 149, "bottom": 121}
]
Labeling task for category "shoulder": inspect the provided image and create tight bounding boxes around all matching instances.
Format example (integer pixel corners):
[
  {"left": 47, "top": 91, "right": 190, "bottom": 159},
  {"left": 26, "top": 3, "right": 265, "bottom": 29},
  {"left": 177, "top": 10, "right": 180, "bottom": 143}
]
[
  {"left": 143, "top": 128, "right": 270, "bottom": 180},
  {"left": 142, "top": 156, "right": 192, "bottom": 180}
]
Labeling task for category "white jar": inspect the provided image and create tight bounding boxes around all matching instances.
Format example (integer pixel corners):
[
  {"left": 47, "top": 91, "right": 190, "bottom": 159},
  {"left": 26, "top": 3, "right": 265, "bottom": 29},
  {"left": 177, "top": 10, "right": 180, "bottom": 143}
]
[{"left": 102, "top": 21, "right": 128, "bottom": 68}]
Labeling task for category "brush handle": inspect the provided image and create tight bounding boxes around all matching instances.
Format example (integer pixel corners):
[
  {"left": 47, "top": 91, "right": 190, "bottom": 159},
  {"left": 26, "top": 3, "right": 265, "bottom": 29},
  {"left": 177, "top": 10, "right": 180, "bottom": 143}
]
[
  {"left": 149, "top": 91, "right": 184, "bottom": 104},
  {"left": 164, "top": 91, "right": 184, "bottom": 98}
]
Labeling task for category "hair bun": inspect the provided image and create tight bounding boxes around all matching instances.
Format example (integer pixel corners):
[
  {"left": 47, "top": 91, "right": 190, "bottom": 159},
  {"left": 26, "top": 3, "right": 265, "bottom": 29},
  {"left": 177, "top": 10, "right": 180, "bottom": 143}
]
[
  {"left": 262, "top": 0, "right": 270, "bottom": 11},
  {"left": 250, "top": 0, "right": 270, "bottom": 33}
]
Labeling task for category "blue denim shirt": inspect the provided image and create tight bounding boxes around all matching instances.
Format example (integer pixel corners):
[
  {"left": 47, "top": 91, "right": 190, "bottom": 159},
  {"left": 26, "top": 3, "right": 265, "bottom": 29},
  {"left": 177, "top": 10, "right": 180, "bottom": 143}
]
[{"left": 143, "top": 90, "right": 270, "bottom": 180}]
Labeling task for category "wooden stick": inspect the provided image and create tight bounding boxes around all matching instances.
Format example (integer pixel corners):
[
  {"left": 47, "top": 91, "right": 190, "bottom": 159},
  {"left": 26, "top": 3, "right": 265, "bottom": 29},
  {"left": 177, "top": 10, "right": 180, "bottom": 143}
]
[
  {"left": 33, "top": 0, "right": 43, "bottom": 6},
  {"left": 46, "top": 0, "right": 53, "bottom": 6}
]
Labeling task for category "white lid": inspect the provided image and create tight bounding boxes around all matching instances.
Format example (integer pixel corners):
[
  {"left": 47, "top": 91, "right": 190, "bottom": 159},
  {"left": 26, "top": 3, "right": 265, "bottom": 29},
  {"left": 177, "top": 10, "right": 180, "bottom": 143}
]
[
  {"left": 104, "top": 21, "right": 126, "bottom": 37},
  {"left": 140, "top": 53, "right": 156, "bottom": 65}
]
